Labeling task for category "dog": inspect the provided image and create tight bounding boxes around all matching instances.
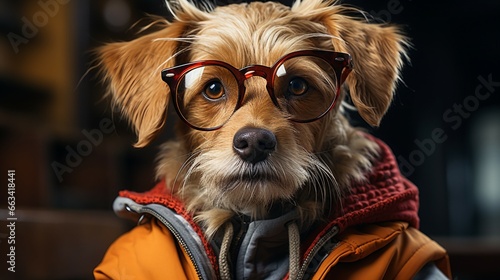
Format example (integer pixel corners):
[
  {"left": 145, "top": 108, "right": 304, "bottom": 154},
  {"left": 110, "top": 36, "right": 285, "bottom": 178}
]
[{"left": 94, "top": 1, "right": 451, "bottom": 279}]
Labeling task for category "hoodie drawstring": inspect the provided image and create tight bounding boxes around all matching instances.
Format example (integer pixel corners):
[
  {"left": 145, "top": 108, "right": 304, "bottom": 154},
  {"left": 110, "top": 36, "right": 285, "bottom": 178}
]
[
  {"left": 219, "top": 222, "right": 234, "bottom": 280},
  {"left": 287, "top": 222, "right": 300, "bottom": 280},
  {"left": 218, "top": 221, "right": 301, "bottom": 280}
]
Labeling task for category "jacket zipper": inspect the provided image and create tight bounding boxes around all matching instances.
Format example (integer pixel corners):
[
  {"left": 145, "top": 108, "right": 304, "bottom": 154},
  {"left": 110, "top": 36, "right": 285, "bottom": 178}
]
[
  {"left": 137, "top": 207, "right": 207, "bottom": 280},
  {"left": 231, "top": 218, "right": 249, "bottom": 258},
  {"left": 296, "top": 225, "right": 340, "bottom": 280},
  {"left": 126, "top": 201, "right": 338, "bottom": 280}
]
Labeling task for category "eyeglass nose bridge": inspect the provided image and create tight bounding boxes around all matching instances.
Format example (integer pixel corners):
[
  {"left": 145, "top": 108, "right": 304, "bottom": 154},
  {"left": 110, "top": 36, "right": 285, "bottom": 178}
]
[
  {"left": 241, "top": 65, "right": 270, "bottom": 79},
  {"left": 239, "top": 65, "right": 281, "bottom": 108}
]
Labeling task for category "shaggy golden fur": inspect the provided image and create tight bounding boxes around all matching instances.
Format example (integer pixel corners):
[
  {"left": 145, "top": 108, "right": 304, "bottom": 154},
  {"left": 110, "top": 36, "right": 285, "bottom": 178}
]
[{"left": 97, "top": 0, "right": 407, "bottom": 238}]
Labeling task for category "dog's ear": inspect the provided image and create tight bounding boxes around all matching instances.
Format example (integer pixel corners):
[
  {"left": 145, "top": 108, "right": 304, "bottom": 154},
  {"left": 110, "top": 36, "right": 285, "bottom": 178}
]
[
  {"left": 97, "top": 23, "right": 182, "bottom": 147},
  {"left": 332, "top": 17, "right": 408, "bottom": 126},
  {"left": 97, "top": 21, "right": 188, "bottom": 147},
  {"left": 294, "top": 0, "right": 408, "bottom": 126},
  {"left": 97, "top": 2, "right": 208, "bottom": 147}
]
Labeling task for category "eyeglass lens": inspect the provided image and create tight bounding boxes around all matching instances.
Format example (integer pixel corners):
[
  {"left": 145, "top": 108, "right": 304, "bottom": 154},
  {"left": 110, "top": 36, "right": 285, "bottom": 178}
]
[{"left": 175, "top": 55, "right": 338, "bottom": 130}]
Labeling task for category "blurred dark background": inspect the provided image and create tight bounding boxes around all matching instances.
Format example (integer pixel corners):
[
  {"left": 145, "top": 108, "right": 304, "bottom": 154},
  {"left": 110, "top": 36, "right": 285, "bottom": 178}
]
[{"left": 0, "top": 0, "right": 499, "bottom": 279}]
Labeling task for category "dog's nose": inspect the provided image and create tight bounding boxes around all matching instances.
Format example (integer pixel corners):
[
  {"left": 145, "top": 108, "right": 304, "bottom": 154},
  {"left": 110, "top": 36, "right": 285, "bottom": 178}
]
[{"left": 233, "top": 127, "right": 277, "bottom": 164}]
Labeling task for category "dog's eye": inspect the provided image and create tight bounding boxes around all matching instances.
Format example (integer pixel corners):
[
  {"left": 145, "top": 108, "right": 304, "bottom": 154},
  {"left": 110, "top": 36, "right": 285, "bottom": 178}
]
[
  {"left": 203, "top": 80, "right": 225, "bottom": 101},
  {"left": 287, "top": 78, "right": 309, "bottom": 97}
]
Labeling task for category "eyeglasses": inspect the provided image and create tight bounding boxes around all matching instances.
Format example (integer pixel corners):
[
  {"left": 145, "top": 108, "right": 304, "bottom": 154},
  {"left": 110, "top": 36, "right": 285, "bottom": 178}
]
[{"left": 161, "top": 50, "right": 353, "bottom": 131}]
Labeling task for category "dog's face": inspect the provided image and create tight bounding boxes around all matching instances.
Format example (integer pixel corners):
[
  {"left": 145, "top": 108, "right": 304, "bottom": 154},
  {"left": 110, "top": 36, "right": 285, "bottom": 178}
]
[{"left": 97, "top": 0, "right": 407, "bottom": 234}]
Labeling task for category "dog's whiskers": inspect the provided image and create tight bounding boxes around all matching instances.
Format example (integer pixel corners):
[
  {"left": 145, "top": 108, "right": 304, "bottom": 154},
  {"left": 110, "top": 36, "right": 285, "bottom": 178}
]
[
  {"left": 303, "top": 154, "right": 340, "bottom": 215},
  {"left": 152, "top": 37, "right": 198, "bottom": 45},
  {"left": 180, "top": 154, "right": 203, "bottom": 190},
  {"left": 153, "top": 46, "right": 190, "bottom": 73}
]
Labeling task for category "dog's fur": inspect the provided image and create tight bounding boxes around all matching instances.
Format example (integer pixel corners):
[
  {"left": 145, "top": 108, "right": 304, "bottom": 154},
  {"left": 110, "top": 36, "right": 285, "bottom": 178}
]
[{"left": 97, "top": 0, "right": 407, "bottom": 238}]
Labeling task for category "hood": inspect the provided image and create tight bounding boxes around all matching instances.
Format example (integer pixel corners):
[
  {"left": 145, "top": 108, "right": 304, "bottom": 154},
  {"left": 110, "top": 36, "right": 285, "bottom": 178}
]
[
  {"left": 324, "top": 134, "right": 419, "bottom": 231},
  {"left": 300, "top": 134, "right": 419, "bottom": 263}
]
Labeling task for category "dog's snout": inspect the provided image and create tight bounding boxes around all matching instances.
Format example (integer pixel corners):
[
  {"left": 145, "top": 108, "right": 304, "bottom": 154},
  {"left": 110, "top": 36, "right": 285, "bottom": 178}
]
[{"left": 233, "top": 127, "right": 277, "bottom": 164}]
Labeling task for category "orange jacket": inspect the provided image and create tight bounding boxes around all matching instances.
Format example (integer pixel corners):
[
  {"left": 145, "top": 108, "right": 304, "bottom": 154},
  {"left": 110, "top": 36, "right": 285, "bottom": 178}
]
[
  {"left": 94, "top": 137, "right": 451, "bottom": 279},
  {"left": 94, "top": 219, "right": 450, "bottom": 279}
]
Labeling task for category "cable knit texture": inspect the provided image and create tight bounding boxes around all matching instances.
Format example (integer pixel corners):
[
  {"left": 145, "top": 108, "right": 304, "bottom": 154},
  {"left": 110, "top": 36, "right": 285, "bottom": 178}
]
[{"left": 301, "top": 134, "right": 419, "bottom": 262}]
